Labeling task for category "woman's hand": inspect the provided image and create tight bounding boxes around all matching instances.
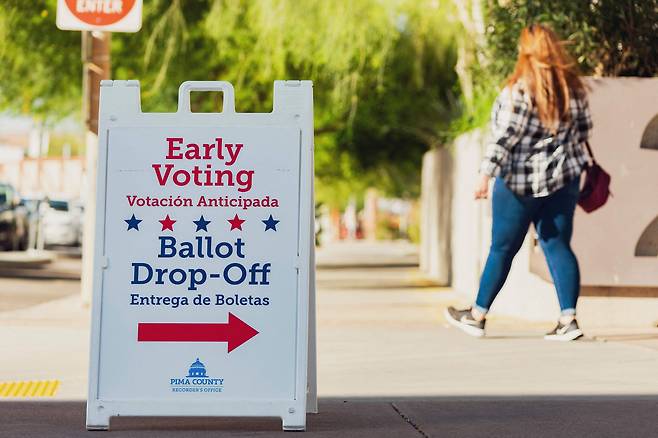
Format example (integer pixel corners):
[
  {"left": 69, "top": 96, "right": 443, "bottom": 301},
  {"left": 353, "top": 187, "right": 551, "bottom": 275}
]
[{"left": 474, "top": 174, "right": 491, "bottom": 199}]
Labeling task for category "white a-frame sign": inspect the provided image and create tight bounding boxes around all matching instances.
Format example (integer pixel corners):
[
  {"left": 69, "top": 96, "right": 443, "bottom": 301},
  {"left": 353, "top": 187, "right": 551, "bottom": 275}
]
[{"left": 86, "top": 81, "right": 317, "bottom": 431}]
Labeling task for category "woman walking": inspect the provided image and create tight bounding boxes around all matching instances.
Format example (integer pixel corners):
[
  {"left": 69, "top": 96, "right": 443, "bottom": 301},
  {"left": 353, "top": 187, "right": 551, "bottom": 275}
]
[{"left": 445, "top": 24, "right": 592, "bottom": 341}]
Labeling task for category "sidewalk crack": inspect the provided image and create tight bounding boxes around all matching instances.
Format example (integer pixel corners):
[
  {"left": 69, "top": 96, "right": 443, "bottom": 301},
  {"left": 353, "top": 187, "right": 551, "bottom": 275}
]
[{"left": 390, "top": 402, "right": 430, "bottom": 437}]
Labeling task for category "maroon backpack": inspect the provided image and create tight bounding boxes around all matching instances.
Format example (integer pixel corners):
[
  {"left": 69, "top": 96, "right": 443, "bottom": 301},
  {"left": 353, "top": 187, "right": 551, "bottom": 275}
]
[{"left": 578, "top": 141, "right": 611, "bottom": 213}]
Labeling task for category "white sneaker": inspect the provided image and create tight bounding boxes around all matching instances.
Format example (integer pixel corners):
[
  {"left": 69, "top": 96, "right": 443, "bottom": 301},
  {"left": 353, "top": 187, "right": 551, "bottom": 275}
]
[
  {"left": 544, "top": 319, "right": 584, "bottom": 341},
  {"left": 444, "top": 306, "right": 485, "bottom": 337}
]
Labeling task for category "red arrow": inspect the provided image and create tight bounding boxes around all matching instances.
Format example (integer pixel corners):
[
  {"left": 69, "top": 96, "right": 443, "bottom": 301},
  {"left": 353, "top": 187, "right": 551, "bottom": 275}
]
[{"left": 137, "top": 312, "right": 259, "bottom": 353}]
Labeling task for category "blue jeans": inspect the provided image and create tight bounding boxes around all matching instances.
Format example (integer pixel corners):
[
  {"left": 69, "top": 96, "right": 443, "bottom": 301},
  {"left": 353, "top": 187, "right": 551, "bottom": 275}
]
[{"left": 474, "top": 177, "right": 581, "bottom": 316}]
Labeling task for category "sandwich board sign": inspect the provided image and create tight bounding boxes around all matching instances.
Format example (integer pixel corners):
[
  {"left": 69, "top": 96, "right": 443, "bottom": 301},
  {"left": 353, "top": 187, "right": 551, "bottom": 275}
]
[
  {"left": 86, "top": 80, "right": 316, "bottom": 431},
  {"left": 56, "top": 0, "right": 142, "bottom": 32}
]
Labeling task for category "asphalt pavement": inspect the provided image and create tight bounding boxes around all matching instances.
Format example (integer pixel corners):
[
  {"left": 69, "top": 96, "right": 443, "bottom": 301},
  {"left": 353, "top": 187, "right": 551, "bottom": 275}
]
[{"left": 3, "top": 397, "right": 658, "bottom": 437}]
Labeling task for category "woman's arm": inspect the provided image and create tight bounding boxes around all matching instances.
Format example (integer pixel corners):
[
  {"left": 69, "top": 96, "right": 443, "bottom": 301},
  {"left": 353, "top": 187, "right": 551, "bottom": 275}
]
[
  {"left": 474, "top": 85, "right": 529, "bottom": 199},
  {"left": 479, "top": 85, "right": 530, "bottom": 178}
]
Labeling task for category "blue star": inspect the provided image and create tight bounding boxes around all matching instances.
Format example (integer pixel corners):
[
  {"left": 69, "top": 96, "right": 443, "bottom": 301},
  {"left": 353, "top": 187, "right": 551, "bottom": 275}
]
[
  {"left": 262, "top": 214, "right": 279, "bottom": 231},
  {"left": 193, "top": 215, "right": 211, "bottom": 232},
  {"left": 125, "top": 214, "right": 142, "bottom": 231}
]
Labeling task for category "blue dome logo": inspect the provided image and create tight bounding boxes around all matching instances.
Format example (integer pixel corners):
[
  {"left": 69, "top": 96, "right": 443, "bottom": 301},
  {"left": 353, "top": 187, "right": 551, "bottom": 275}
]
[{"left": 187, "top": 358, "right": 207, "bottom": 377}]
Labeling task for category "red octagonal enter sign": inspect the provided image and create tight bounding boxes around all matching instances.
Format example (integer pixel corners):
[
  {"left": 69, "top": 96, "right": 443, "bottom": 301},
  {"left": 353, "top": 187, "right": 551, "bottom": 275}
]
[
  {"left": 64, "top": 0, "right": 136, "bottom": 26},
  {"left": 57, "top": 0, "right": 142, "bottom": 32}
]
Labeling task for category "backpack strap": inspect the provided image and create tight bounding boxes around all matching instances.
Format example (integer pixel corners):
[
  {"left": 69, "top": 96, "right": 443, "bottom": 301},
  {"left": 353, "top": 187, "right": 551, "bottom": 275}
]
[{"left": 584, "top": 141, "right": 597, "bottom": 165}]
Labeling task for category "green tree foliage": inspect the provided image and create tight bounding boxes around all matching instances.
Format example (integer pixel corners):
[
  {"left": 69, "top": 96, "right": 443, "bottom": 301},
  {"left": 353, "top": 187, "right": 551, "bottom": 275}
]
[
  {"left": 0, "top": 0, "right": 81, "bottom": 117},
  {"left": 0, "top": 0, "right": 460, "bottom": 206},
  {"left": 450, "top": 0, "right": 658, "bottom": 137},
  {"left": 487, "top": 0, "right": 658, "bottom": 78}
]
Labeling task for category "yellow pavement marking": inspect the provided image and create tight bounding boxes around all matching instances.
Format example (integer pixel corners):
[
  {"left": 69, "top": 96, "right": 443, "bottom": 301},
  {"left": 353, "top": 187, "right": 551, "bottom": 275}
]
[{"left": 0, "top": 380, "right": 60, "bottom": 398}]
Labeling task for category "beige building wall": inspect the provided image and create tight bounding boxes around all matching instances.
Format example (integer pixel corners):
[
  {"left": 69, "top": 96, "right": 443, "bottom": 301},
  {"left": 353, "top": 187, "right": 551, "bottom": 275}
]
[
  {"left": 0, "top": 157, "right": 86, "bottom": 199},
  {"left": 419, "top": 147, "right": 452, "bottom": 285},
  {"left": 568, "top": 78, "right": 658, "bottom": 286}
]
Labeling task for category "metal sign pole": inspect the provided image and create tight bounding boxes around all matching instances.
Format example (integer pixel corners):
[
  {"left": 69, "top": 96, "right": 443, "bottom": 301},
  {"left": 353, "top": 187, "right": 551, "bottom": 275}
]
[{"left": 80, "top": 31, "right": 110, "bottom": 305}]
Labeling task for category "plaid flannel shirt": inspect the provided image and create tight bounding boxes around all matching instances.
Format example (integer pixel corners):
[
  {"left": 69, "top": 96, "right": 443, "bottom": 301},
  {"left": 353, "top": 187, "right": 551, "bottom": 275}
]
[{"left": 480, "top": 83, "right": 593, "bottom": 197}]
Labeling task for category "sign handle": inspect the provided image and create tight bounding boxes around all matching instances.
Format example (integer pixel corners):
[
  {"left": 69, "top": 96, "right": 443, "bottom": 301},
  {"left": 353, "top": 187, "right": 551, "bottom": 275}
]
[{"left": 177, "top": 81, "right": 236, "bottom": 114}]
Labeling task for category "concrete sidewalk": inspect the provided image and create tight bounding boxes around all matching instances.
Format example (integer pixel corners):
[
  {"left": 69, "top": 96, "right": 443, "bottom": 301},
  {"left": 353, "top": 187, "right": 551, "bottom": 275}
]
[
  {"left": 1, "top": 240, "right": 657, "bottom": 436},
  {"left": 0, "top": 248, "right": 81, "bottom": 280},
  {"left": 316, "top": 241, "right": 658, "bottom": 398}
]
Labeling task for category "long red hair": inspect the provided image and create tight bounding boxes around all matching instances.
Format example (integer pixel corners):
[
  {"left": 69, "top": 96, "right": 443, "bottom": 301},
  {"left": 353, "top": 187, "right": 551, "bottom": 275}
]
[{"left": 507, "top": 24, "right": 585, "bottom": 130}]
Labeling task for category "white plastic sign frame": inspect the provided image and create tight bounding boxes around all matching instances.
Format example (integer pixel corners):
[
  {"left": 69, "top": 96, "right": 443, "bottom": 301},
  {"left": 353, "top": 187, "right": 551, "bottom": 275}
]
[{"left": 86, "top": 80, "right": 316, "bottom": 431}]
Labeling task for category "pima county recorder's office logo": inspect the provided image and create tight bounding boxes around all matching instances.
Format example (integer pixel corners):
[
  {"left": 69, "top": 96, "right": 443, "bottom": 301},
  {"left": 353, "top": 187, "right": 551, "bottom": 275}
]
[{"left": 170, "top": 358, "right": 224, "bottom": 393}]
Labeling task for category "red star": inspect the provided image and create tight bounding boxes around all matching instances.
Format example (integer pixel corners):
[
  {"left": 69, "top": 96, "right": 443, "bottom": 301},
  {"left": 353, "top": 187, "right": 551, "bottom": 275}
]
[
  {"left": 227, "top": 214, "right": 245, "bottom": 231},
  {"left": 159, "top": 214, "right": 176, "bottom": 231}
]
